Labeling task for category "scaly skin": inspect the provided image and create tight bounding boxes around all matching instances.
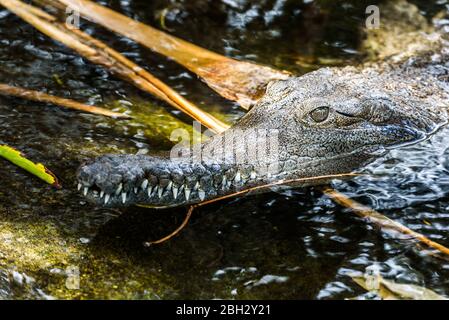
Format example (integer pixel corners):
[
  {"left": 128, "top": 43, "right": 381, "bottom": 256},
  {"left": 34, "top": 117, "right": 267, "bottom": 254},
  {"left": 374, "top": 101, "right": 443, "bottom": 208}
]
[{"left": 77, "top": 18, "right": 449, "bottom": 208}]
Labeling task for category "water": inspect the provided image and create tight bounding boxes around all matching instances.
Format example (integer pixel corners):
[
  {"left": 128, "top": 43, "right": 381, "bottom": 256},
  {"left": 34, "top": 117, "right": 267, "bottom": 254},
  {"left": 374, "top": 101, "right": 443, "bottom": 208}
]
[{"left": 1, "top": 0, "right": 449, "bottom": 299}]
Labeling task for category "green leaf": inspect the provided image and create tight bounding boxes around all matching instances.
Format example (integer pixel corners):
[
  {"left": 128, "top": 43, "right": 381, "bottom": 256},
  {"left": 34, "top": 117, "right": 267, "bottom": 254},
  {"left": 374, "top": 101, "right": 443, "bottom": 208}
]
[{"left": 0, "top": 145, "right": 61, "bottom": 188}]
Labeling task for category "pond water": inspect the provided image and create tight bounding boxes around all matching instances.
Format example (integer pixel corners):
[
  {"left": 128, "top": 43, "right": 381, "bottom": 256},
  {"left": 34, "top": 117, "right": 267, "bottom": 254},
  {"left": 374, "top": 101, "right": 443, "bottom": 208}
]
[{"left": 1, "top": 0, "right": 449, "bottom": 299}]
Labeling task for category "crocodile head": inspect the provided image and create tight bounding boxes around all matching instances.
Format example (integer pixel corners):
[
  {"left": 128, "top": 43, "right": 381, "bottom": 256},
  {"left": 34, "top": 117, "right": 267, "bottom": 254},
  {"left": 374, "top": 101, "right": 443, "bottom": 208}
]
[{"left": 76, "top": 67, "right": 447, "bottom": 208}]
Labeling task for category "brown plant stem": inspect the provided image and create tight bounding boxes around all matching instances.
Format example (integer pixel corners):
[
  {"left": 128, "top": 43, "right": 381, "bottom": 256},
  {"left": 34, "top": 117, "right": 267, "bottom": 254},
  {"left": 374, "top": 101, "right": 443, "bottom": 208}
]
[
  {"left": 145, "top": 206, "right": 194, "bottom": 246},
  {"left": 0, "top": 83, "right": 129, "bottom": 118},
  {"left": 322, "top": 187, "right": 449, "bottom": 256}
]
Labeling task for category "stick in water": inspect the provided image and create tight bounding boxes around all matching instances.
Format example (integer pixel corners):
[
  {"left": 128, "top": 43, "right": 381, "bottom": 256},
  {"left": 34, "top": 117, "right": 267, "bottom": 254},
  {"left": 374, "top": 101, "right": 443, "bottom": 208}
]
[
  {"left": 0, "top": 83, "right": 129, "bottom": 118},
  {"left": 322, "top": 187, "right": 449, "bottom": 256}
]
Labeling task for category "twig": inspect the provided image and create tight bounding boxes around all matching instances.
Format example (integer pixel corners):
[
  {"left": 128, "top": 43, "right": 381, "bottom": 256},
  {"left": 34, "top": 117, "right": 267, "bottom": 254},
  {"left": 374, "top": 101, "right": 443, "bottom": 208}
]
[
  {"left": 144, "top": 205, "right": 195, "bottom": 246},
  {"left": 0, "top": 83, "right": 129, "bottom": 118},
  {"left": 322, "top": 187, "right": 449, "bottom": 256}
]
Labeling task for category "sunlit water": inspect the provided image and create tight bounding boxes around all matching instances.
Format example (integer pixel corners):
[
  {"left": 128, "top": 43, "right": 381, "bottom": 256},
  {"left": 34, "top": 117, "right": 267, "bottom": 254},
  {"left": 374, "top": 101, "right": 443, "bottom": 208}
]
[{"left": 1, "top": 0, "right": 449, "bottom": 299}]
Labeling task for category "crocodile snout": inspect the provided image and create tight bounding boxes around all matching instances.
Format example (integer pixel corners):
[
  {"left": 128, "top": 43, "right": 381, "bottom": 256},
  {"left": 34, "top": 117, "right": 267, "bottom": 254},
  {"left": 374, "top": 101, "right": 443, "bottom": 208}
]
[{"left": 76, "top": 153, "right": 262, "bottom": 208}]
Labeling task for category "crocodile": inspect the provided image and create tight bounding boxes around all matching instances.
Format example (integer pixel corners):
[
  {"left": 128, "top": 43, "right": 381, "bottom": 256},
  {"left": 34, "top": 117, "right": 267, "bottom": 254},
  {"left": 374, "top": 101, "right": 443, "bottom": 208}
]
[{"left": 76, "top": 1, "right": 449, "bottom": 208}]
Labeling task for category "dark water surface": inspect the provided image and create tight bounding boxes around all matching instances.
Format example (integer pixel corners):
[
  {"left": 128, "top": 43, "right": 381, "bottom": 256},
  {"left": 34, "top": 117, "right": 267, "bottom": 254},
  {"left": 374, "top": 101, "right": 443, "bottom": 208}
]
[{"left": 1, "top": 0, "right": 449, "bottom": 299}]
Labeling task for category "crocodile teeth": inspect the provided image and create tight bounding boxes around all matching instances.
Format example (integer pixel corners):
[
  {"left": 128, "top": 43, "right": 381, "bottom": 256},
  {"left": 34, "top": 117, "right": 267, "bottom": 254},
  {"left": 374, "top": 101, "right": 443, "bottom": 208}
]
[
  {"left": 227, "top": 180, "right": 232, "bottom": 188},
  {"left": 147, "top": 186, "right": 153, "bottom": 197},
  {"left": 100, "top": 190, "right": 104, "bottom": 198},
  {"left": 115, "top": 183, "right": 123, "bottom": 196},
  {"left": 153, "top": 185, "right": 159, "bottom": 196},
  {"left": 221, "top": 176, "right": 227, "bottom": 189},
  {"left": 198, "top": 190, "right": 206, "bottom": 201},
  {"left": 234, "top": 171, "right": 241, "bottom": 183},
  {"left": 104, "top": 194, "right": 110, "bottom": 204},
  {"left": 134, "top": 187, "right": 138, "bottom": 194},
  {"left": 158, "top": 187, "right": 163, "bottom": 199},
  {"left": 83, "top": 187, "right": 89, "bottom": 196},
  {"left": 121, "top": 192, "right": 127, "bottom": 204},
  {"left": 77, "top": 183, "right": 82, "bottom": 191},
  {"left": 167, "top": 181, "right": 173, "bottom": 190},
  {"left": 250, "top": 171, "right": 257, "bottom": 179},
  {"left": 141, "top": 179, "right": 149, "bottom": 190},
  {"left": 172, "top": 186, "right": 179, "bottom": 199},
  {"left": 184, "top": 188, "right": 191, "bottom": 201}
]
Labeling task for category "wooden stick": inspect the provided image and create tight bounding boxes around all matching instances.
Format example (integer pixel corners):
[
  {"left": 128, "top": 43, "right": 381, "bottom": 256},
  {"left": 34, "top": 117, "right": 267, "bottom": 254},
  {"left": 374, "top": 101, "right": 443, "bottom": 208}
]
[
  {"left": 322, "top": 187, "right": 449, "bottom": 256},
  {"left": 145, "top": 205, "right": 194, "bottom": 246},
  {"left": 0, "top": 0, "right": 229, "bottom": 133},
  {"left": 0, "top": 83, "right": 129, "bottom": 118}
]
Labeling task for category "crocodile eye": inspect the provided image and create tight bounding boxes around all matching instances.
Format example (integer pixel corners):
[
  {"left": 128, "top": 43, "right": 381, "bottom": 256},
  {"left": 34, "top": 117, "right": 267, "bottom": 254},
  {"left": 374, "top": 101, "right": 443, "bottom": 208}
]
[{"left": 309, "top": 106, "right": 330, "bottom": 123}]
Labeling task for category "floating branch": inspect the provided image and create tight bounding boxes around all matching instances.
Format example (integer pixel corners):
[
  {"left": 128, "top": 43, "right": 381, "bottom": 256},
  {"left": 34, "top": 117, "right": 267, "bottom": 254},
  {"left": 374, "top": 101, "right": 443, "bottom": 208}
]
[
  {"left": 0, "top": 83, "right": 129, "bottom": 118},
  {"left": 322, "top": 187, "right": 449, "bottom": 257}
]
